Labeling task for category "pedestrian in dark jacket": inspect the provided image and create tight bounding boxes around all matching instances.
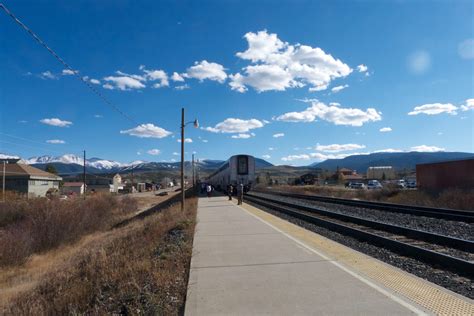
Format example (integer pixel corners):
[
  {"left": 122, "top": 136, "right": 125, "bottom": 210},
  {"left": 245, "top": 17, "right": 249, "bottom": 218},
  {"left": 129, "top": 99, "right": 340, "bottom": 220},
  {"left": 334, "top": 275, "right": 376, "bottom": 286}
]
[{"left": 228, "top": 184, "right": 233, "bottom": 201}]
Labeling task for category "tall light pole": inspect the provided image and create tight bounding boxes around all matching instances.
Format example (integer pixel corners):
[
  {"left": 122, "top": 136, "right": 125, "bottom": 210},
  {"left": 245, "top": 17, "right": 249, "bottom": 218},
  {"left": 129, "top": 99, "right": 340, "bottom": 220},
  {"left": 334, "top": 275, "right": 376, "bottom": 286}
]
[
  {"left": 2, "top": 161, "right": 5, "bottom": 203},
  {"left": 181, "top": 107, "right": 199, "bottom": 211},
  {"left": 83, "top": 150, "right": 86, "bottom": 199},
  {"left": 192, "top": 153, "right": 195, "bottom": 188}
]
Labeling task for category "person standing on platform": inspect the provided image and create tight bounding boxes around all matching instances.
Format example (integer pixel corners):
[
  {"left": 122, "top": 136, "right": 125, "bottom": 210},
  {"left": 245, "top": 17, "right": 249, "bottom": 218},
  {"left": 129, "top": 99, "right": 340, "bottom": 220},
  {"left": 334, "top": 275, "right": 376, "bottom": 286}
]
[
  {"left": 227, "top": 184, "right": 234, "bottom": 201},
  {"left": 206, "top": 184, "right": 212, "bottom": 198},
  {"left": 237, "top": 183, "right": 244, "bottom": 205}
]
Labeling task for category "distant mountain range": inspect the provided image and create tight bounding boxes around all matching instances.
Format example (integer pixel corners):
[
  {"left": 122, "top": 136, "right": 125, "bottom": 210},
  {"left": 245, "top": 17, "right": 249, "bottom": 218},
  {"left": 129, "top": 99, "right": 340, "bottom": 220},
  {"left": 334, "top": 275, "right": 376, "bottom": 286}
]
[
  {"left": 0, "top": 154, "right": 273, "bottom": 175},
  {"left": 2, "top": 152, "right": 472, "bottom": 176},
  {"left": 310, "top": 152, "right": 474, "bottom": 172}
]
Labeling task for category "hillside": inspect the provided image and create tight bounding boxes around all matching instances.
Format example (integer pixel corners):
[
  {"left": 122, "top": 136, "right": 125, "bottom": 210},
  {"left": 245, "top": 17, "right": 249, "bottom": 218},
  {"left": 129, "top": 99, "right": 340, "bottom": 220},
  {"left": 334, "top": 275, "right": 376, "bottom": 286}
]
[
  {"left": 23, "top": 154, "right": 273, "bottom": 177},
  {"left": 311, "top": 152, "right": 474, "bottom": 172}
]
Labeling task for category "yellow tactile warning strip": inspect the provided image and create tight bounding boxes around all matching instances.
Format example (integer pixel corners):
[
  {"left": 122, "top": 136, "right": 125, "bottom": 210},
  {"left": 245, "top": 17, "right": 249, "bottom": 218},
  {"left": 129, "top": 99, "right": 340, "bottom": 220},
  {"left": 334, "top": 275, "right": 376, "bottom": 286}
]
[{"left": 238, "top": 201, "right": 474, "bottom": 315}]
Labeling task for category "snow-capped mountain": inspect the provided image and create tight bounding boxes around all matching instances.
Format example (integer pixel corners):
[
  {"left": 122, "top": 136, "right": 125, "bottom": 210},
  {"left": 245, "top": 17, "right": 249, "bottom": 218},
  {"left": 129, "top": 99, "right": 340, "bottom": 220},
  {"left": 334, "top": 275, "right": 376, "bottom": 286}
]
[
  {"left": 2, "top": 153, "right": 273, "bottom": 175},
  {"left": 87, "top": 157, "right": 124, "bottom": 170},
  {"left": 0, "top": 154, "right": 20, "bottom": 159},
  {"left": 26, "top": 154, "right": 85, "bottom": 165}
]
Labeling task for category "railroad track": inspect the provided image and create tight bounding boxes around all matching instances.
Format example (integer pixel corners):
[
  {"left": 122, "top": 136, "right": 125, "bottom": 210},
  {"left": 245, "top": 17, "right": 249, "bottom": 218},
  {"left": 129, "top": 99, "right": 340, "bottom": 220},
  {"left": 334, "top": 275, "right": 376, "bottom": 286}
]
[
  {"left": 245, "top": 193, "right": 474, "bottom": 278},
  {"left": 254, "top": 191, "right": 474, "bottom": 223}
]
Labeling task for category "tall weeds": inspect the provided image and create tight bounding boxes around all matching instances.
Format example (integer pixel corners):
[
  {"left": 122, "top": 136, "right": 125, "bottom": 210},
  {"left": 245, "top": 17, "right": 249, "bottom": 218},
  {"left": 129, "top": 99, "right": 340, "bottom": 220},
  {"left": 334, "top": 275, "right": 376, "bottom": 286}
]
[
  {"left": 0, "top": 194, "right": 137, "bottom": 266},
  {"left": 2, "top": 198, "right": 197, "bottom": 315}
]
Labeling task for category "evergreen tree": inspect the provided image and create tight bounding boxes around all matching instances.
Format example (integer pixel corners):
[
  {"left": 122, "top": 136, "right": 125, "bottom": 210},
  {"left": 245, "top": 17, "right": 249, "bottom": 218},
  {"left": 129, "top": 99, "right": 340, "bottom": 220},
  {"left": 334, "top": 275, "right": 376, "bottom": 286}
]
[{"left": 45, "top": 164, "right": 58, "bottom": 175}]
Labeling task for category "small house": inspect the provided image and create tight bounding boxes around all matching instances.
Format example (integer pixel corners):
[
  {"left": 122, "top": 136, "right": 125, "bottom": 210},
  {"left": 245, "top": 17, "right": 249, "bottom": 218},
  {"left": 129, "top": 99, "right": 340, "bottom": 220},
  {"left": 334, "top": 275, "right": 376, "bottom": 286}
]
[{"left": 61, "top": 182, "right": 86, "bottom": 195}]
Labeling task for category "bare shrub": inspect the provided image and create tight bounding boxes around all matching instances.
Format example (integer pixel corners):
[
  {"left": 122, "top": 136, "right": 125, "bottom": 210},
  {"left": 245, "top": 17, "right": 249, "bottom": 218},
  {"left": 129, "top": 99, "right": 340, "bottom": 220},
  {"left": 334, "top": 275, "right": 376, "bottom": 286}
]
[
  {"left": 2, "top": 197, "right": 198, "bottom": 315},
  {"left": 436, "top": 189, "right": 474, "bottom": 211},
  {"left": 0, "top": 193, "right": 137, "bottom": 266},
  {"left": 118, "top": 195, "right": 138, "bottom": 214}
]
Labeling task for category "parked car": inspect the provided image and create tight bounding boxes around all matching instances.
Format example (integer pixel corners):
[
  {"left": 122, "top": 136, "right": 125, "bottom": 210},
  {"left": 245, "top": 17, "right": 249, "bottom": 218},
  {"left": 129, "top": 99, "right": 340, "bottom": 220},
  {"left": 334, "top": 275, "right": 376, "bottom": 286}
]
[
  {"left": 348, "top": 182, "right": 366, "bottom": 189},
  {"left": 406, "top": 180, "right": 417, "bottom": 189},
  {"left": 367, "top": 180, "right": 383, "bottom": 190},
  {"left": 396, "top": 179, "right": 406, "bottom": 189}
]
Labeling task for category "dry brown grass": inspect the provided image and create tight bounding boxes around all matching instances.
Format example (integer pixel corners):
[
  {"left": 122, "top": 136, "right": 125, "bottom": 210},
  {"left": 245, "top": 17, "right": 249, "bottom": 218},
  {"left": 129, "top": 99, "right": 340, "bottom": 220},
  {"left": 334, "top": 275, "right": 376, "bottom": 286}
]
[
  {"left": 263, "top": 185, "right": 474, "bottom": 210},
  {"left": 0, "top": 193, "right": 138, "bottom": 266},
  {"left": 0, "top": 197, "right": 197, "bottom": 315}
]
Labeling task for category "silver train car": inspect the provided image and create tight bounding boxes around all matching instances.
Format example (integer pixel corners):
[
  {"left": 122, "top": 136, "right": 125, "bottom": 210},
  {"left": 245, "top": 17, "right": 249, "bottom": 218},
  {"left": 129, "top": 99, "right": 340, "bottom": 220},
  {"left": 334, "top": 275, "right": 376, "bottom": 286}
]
[{"left": 207, "top": 155, "right": 256, "bottom": 191}]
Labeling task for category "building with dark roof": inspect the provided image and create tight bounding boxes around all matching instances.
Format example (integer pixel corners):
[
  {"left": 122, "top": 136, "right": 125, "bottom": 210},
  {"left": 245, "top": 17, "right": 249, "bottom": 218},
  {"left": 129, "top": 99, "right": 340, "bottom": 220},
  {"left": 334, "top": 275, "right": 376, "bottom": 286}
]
[{"left": 1, "top": 160, "right": 62, "bottom": 197}]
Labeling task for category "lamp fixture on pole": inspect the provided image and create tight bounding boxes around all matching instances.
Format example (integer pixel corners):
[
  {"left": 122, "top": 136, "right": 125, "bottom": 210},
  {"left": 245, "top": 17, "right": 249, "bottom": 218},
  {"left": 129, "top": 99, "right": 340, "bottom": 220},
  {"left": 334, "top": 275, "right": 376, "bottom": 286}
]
[{"left": 181, "top": 108, "right": 199, "bottom": 212}]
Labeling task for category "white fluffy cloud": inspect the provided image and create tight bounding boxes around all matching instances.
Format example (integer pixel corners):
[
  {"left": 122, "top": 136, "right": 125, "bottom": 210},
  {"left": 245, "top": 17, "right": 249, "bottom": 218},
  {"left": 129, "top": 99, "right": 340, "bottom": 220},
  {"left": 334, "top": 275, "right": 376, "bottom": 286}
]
[
  {"left": 40, "top": 118, "right": 72, "bottom": 127},
  {"left": 229, "top": 64, "right": 296, "bottom": 92},
  {"left": 379, "top": 127, "right": 392, "bottom": 132},
  {"left": 175, "top": 84, "right": 190, "bottom": 90},
  {"left": 262, "top": 154, "right": 271, "bottom": 159},
  {"left": 410, "top": 145, "right": 445, "bottom": 152},
  {"left": 230, "top": 30, "right": 352, "bottom": 93},
  {"left": 315, "top": 143, "right": 366, "bottom": 152},
  {"left": 40, "top": 71, "right": 57, "bottom": 80},
  {"left": 177, "top": 138, "right": 193, "bottom": 143},
  {"left": 408, "top": 103, "right": 458, "bottom": 116},
  {"left": 184, "top": 60, "right": 227, "bottom": 83},
  {"left": 461, "top": 98, "right": 474, "bottom": 111},
  {"left": 273, "top": 133, "right": 285, "bottom": 138},
  {"left": 171, "top": 72, "right": 185, "bottom": 82},
  {"left": 120, "top": 123, "right": 172, "bottom": 139},
  {"left": 231, "top": 133, "right": 255, "bottom": 139},
  {"left": 275, "top": 100, "right": 381, "bottom": 126},
  {"left": 331, "top": 84, "right": 348, "bottom": 93},
  {"left": 62, "top": 69, "right": 77, "bottom": 75},
  {"left": 46, "top": 139, "right": 66, "bottom": 144},
  {"left": 143, "top": 69, "right": 169, "bottom": 88},
  {"left": 102, "top": 67, "right": 169, "bottom": 90},
  {"left": 309, "top": 152, "right": 350, "bottom": 161},
  {"left": 357, "top": 64, "right": 368, "bottom": 72},
  {"left": 373, "top": 148, "right": 403, "bottom": 153},
  {"left": 458, "top": 39, "right": 474, "bottom": 59},
  {"left": 204, "top": 118, "right": 265, "bottom": 133},
  {"left": 147, "top": 149, "right": 161, "bottom": 155},
  {"left": 90, "top": 78, "right": 100, "bottom": 84},
  {"left": 281, "top": 154, "right": 310, "bottom": 162},
  {"left": 103, "top": 76, "right": 146, "bottom": 90}
]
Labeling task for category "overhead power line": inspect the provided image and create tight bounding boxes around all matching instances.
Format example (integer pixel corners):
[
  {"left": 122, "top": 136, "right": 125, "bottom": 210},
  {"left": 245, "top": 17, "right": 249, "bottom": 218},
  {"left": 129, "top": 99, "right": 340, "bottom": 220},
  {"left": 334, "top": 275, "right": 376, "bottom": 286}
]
[{"left": 0, "top": 3, "right": 138, "bottom": 125}]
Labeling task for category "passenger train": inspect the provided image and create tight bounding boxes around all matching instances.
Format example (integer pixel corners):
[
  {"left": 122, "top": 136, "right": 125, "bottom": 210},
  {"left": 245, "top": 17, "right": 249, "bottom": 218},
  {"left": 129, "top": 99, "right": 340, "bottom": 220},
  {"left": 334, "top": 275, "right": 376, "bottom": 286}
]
[{"left": 207, "top": 155, "right": 256, "bottom": 192}]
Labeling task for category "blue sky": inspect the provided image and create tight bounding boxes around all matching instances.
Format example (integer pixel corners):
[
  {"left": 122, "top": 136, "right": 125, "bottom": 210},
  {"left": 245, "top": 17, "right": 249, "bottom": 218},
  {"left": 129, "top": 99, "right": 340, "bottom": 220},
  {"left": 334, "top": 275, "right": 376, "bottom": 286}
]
[{"left": 1, "top": 0, "right": 473, "bottom": 166}]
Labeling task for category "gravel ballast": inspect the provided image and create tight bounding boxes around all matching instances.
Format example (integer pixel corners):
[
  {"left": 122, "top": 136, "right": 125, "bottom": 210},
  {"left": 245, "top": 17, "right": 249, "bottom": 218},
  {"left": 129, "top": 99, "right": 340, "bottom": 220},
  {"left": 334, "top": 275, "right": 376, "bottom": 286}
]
[
  {"left": 245, "top": 200, "right": 474, "bottom": 299},
  {"left": 252, "top": 192, "right": 474, "bottom": 241}
]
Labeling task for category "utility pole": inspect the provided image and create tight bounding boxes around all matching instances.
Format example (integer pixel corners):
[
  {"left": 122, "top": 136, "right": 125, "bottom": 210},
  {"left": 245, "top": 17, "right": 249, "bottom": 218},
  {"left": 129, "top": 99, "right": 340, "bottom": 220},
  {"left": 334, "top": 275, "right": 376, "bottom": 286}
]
[
  {"left": 192, "top": 154, "right": 195, "bottom": 188},
  {"left": 83, "top": 150, "right": 86, "bottom": 199},
  {"left": 181, "top": 108, "right": 185, "bottom": 211},
  {"left": 131, "top": 163, "right": 134, "bottom": 193},
  {"left": 2, "top": 161, "right": 5, "bottom": 202}
]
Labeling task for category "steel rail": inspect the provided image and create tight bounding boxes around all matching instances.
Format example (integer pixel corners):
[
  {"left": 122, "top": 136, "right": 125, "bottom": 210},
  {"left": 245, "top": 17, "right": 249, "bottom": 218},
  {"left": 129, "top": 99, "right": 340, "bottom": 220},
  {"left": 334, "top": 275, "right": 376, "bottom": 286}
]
[
  {"left": 245, "top": 194, "right": 474, "bottom": 278},
  {"left": 255, "top": 191, "right": 474, "bottom": 222}
]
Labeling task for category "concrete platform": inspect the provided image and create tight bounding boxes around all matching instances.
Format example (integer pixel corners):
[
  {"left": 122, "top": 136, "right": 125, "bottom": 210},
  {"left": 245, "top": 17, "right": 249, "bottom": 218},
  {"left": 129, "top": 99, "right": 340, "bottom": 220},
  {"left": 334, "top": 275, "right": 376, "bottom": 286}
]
[{"left": 184, "top": 197, "right": 440, "bottom": 315}]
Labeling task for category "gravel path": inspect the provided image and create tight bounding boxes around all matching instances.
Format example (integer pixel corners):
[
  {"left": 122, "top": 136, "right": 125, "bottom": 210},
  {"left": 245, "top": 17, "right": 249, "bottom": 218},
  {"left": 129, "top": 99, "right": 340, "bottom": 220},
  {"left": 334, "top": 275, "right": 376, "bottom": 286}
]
[
  {"left": 246, "top": 200, "right": 474, "bottom": 300},
  {"left": 251, "top": 192, "right": 474, "bottom": 241}
]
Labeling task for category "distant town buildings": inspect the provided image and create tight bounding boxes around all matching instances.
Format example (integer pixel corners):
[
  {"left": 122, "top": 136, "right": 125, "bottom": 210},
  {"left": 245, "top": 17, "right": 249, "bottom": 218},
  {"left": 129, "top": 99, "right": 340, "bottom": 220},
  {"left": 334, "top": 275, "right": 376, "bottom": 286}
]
[
  {"left": 61, "top": 182, "right": 86, "bottom": 195},
  {"left": 367, "top": 166, "right": 396, "bottom": 180},
  {"left": 110, "top": 173, "right": 124, "bottom": 193},
  {"left": 336, "top": 168, "right": 364, "bottom": 182},
  {"left": 1, "top": 159, "right": 62, "bottom": 198},
  {"left": 416, "top": 158, "right": 474, "bottom": 190}
]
